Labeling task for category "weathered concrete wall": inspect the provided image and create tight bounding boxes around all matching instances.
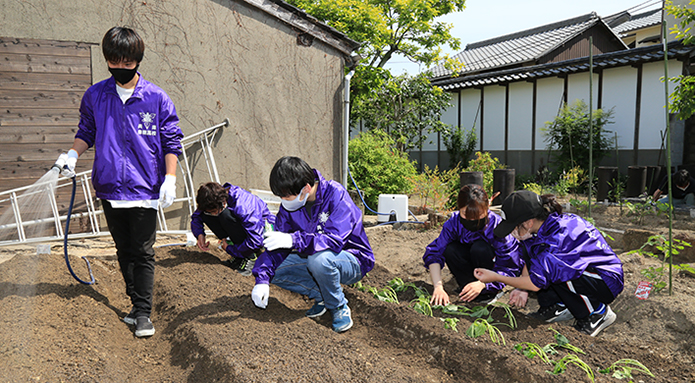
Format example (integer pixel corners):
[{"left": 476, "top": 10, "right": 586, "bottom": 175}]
[{"left": 1, "top": 0, "right": 348, "bottom": 229}]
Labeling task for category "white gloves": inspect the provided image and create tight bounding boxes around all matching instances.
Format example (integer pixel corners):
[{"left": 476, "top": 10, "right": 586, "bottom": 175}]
[
  {"left": 56, "top": 149, "right": 78, "bottom": 178},
  {"left": 159, "top": 174, "right": 176, "bottom": 209},
  {"left": 263, "top": 231, "right": 293, "bottom": 251},
  {"left": 251, "top": 283, "right": 269, "bottom": 309}
]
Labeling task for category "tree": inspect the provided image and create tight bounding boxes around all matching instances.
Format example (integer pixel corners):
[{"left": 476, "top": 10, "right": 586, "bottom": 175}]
[
  {"left": 352, "top": 72, "right": 452, "bottom": 152},
  {"left": 666, "top": 0, "right": 695, "bottom": 119},
  {"left": 443, "top": 125, "right": 477, "bottom": 168},
  {"left": 542, "top": 100, "right": 615, "bottom": 174},
  {"left": 286, "top": 0, "right": 466, "bottom": 152}
]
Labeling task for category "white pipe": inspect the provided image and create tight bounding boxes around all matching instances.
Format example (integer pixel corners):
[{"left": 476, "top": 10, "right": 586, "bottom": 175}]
[{"left": 342, "top": 70, "right": 355, "bottom": 188}]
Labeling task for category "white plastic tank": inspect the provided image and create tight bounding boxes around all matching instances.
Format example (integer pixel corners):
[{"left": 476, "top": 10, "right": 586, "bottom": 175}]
[{"left": 377, "top": 194, "right": 408, "bottom": 223}]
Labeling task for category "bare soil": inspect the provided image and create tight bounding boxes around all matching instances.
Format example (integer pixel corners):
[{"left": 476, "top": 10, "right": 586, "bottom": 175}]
[{"left": 0, "top": 205, "right": 694, "bottom": 383}]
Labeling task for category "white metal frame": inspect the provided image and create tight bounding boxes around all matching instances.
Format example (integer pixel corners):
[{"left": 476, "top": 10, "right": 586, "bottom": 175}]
[{"left": 0, "top": 119, "right": 229, "bottom": 246}]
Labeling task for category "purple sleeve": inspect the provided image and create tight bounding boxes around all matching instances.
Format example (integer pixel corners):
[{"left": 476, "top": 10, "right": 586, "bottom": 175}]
[
  {"left": 422, "top": 216, "right": 458, "bottom": 268},
  {"left": 487, "top": 213, "right": 524, "bottom": 291},
  {"left": 75, "top": 88, "right": 96, "bottom": 147},
  {"left": 190, "top": 210, "right": 205, "bottom": 238},
  {"left": 159, "top": 95, "right": 183, "bottom": 157},
  {"left": 290, "top": 190, "right": 355, "bottom": 255},
  {"left": 253, "top": 209, "right": 291, "bottom": 284},
  {"left": 225, "top": 190, "right": 272, "bottom": 258}
]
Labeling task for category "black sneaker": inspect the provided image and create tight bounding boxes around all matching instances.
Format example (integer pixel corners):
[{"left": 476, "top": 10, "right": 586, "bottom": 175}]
[
  {"left": 222, "top": 257, "right": 245, "bottom": 270},
  {"left": 123, "top": 307, "right": 137, "bottom": 325},
  {"left": 238, "top": 255, "right": 257, "bottom": 277},
  {"left": 573, "top": 305, "right": 616, "bottom": 337},
  {"left": 135, "top": 316, "right": 155, "bottom": 338},
  {"left": 530, "top": 303, "right": 574, "bottom": 323}
]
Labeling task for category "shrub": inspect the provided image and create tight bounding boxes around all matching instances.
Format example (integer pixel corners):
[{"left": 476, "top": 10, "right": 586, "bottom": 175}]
[
  {"left": 408, "top": 164, "right": 461, "bottom": 213},
  {"left": 443, "top": 125, "right": 477, "bottom": 169},
  {"left": 542, "top": 100, "right": 615, "bottom": 174},
  {"left": 348, "top": 130, "right": 418, "bottom": 211},
  {"left": 463, "top": 152, "right": 505, "bottom": 198}
]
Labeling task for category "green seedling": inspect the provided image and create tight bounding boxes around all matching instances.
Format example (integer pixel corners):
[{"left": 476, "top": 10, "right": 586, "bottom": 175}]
[
  {"left": 466, "top": 318, "right": 505, "bottom": 345},
  {"left": 491, "top": 302, "right": 517, "bottom": 329},
  {"left": 548, "top": 354, "right": 595, "bottom": 382},
  {"left": 547, "top": 327, "right": 585, "bottom": 355},
  {"left": 409, "top": 295, "right": 433, "bottom": 316},
  {"left": 441, "top": 317, "right": 459, "bottom": 332},
  {"left": 627, "top": 235, "right": 694, "bottom": 292},
  {"left": 514, "top": 342, "right": 551, "bottom": 364},
  {"left": 599, "top": 358, "right": 655, "bottom": 381},
  {"left": 373, "top": 286, "right": 399, "bottom": 304}
]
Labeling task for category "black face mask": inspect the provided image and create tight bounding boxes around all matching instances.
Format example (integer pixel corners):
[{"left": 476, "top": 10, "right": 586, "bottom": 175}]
[
  {"left": 109, "top": 64, "right": 139, "bottom": 85},
  {"left": 459, "top": 216, "right": 487, "bottom": 232}
]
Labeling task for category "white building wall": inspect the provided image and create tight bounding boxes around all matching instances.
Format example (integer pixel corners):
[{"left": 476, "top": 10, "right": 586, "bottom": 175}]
[
  {"left": 508, "top": 82, "right": 533, "bottom": 150},
  {"left": 568, "top": 72, "right": 600, "bottom": 110},
  {"left": 535, "top": 77, "right": 565, "bottom": 151},
  {"left": 460, "top": 88, "right": 482, "bottom": 147},
  {"left": 437, "top": 91, "right": 460, "bottom": 151},
  {"left": 639, "top": 60, "right": 682, "bottom": 149},
  {"left": 482, "top": 85, "right": 506, "bottom": 151},
  {"left": 601, "top": 66, "right": 638, "bottom": 150}
]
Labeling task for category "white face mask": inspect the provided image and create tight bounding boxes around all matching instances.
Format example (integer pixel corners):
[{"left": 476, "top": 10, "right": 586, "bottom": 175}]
[
  {"left": 281, "top": 188, "right": 309, "bottom": 212},
  {"left": 511, "top": 222, "right": 533, "bottom": 241}
]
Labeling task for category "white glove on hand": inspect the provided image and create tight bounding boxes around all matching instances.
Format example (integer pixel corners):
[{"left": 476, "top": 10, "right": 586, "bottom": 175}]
[
  {"left": 263, "top": 231, "right": 293, "bottom": 251},
  {"left": 159, "top": 174, "right": 176, "bottom": 209},
  {"left": 56, "top": 149, "right": 78, "bottom": 178},
  {"left": 251, "top": 283, "right": 269, "bottom": 309}
]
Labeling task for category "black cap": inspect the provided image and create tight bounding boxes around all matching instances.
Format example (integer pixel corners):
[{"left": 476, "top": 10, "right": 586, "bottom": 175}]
[{"left": 493, "top": 190, "right": 544, "bottom": 238}]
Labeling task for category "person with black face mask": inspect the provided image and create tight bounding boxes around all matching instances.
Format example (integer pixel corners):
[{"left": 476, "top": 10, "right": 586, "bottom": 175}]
[
  {"left": 54, "top": 27, "right": 183, "bottom": 338},
  {"left": 422, "top": 184, "right": 524, "bottom": 305}
]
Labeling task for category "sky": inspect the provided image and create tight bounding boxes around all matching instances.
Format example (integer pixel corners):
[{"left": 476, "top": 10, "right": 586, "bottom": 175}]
[{"left": 384, "top": 0, "right": 663, "bottom": 75}]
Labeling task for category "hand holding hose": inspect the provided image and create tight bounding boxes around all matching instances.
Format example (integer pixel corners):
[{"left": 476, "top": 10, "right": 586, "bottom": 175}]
[{"left": 55, "top": 149, "right": 78, "bottom": 178}]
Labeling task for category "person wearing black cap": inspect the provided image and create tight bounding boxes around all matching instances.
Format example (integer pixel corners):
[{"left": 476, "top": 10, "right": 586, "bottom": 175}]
[
  {"left": 473, "top": 190, "right": 624, "bottom": 337},
  {"left": 422, "top": 184, "right": 523, "bottom": 306}
]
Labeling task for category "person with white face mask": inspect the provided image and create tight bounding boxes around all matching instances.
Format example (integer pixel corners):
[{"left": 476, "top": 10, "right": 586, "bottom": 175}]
[
  {"left": 250, "top": 156, "right": 374, "bottom": 333},
  {"left": 474, "top": 190, "right": 624, "bottom": 337}
]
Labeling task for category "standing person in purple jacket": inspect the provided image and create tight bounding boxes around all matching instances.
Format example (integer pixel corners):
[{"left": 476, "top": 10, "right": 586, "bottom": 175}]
[
  {"left": 423, "top": 184, "right": 523, "bottom": 306},
  {"left": 250, "top": 156, "right": 374, "bottom": 333},
  {"left": 55, "top": 27, "right": 183, "bottom": 338},
  {"left": 190, "top": 182, "right": 276, "bottom": 276},
  {"left": 474, "top": 190, "right": 624, "bottom": 337}
]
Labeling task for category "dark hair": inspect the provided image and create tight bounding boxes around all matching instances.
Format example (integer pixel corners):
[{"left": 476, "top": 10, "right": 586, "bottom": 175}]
[
  {"left": 456, "top": 184, "right": 489, "bottom": 219},
  {"left": 102, "top": 27, "right": 145, "bottom": 64},
  {"left": 534, "top": 194, "right": 563, "bottom": 221},
  {"left": 675, "top": 169, "right": 690, "bottom": 187},
  {"left": 196, "top": 182, "right": 228, "bottom": 212},
  {"left": 269, "top": 156, "right": 316, "bottom": 197}
]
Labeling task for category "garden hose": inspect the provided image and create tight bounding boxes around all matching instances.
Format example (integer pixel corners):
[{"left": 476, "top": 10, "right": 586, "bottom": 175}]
[{"left": 63, "top": 175, "right": 95, "bottom": 285}]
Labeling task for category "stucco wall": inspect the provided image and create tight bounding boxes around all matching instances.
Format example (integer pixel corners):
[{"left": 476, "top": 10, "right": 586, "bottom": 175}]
[{"left": 0, "top": 0, "right": 346, "bottom": 196}]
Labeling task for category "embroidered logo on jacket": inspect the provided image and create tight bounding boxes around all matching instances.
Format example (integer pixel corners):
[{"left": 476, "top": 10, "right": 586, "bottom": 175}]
[
  {"left": 317, "top": 211, "right": 330, "bottom": 234},
  {"left": 138, "top": 112, "right": 157, "bottom": 136}
]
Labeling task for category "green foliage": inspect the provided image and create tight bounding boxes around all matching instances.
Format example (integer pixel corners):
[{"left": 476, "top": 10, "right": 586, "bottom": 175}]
[
  {"left": 515, "top": 342, "right": 552, "bottom": 364},
  {"left": 408, "top": 164, "right": 461, "bottom": 213},
  {"left": 666, "top": 0, "right": 695, "bottom": 120},
  {"left": 285, "top": 0, "right": 465, "bottom": 70},
  {"left": 348, "top": 130, "right": 418, "bottom": 210},
  {"left": 463, "top": 152, "right": 505, "bottom": 197},
  {"left": 599, "top": 359, "right": 655, "bottom": 381},
  {"left": 441, "top": 317, "right": 460, "bottom": 332},
  {"left": 626, "top": 234, "right": 694, "bottom": 292},
  {"left": 542, "top": 100, "right": 615, "bottom": 174},
  {"left": 352, "top": 73, "right": 453, "bottom": 152},
  {"left": 443, "top": 125, "right": 477, "bottom": 168},
  {"left": 466, "top": 318, "right": 505, "bottom": 345},
  {"left": 548, "top": 354, "right": 595, "bottom": 382}
]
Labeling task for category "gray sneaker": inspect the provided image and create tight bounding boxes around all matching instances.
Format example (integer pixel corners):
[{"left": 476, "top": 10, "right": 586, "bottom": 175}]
[
  {"left": 123, "top": 307, "right": 137, "bottom": 325},
  {"left": 238, "top": 255, "right": 257, "bottom": 277},
  {"left": 135, "top": 317, "right": 155, "bottom": 338}
]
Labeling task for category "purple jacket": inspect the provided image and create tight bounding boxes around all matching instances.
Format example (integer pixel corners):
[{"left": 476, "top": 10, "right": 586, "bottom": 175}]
[
  {"left": 75, "top": 75, "right": 183, "bottom": 200},
  {"left": 423, "top": 211, "right": 523, "bottom": 291},
  {"left": 522, "top": 213, "right": 624, "bottom": 298},
  {"left": 253, "top": 170, "right": 374, "bottom": 285},
  {"left": 191, "top": 183, "right": 276, "bottom": 258}
]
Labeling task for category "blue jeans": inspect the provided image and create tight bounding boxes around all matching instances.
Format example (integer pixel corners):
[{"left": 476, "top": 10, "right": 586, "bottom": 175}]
[
  {"left": 271, "top": 250, "right": 362, "bottom": 310},
  {"left": 658, "top": 193, "right": 695, "bottom": 206}
]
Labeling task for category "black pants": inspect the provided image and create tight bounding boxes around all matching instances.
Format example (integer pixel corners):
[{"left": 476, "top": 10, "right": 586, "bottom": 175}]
[
  {"left": 201, "top": 208, "right": 248, "bottom": 257},
  {"left": 443, "top": 240, "right": 496, "bottom": 291},
  {"left": 536, "top": 272, "right": 615, "bottom": 320},
  {"left": 102, "top": 201, "right": 157, "bottom": 318}
]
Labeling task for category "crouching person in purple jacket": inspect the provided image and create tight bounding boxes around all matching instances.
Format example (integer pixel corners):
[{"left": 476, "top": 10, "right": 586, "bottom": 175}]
[
  {"left": 474, "top": 190, "right": 624, "bottom": 337},
  {"left": 55, "top": 27, "right": 183, "bottom": 338},
  {"left": 423, "top": 184, "right": 523, "bottom": 306},
  {"left": 191, "top": 182, "right": 276, "bottom": 276},
  {"left": 250, "top": 157, "right": 374, "bottom": 333}
]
